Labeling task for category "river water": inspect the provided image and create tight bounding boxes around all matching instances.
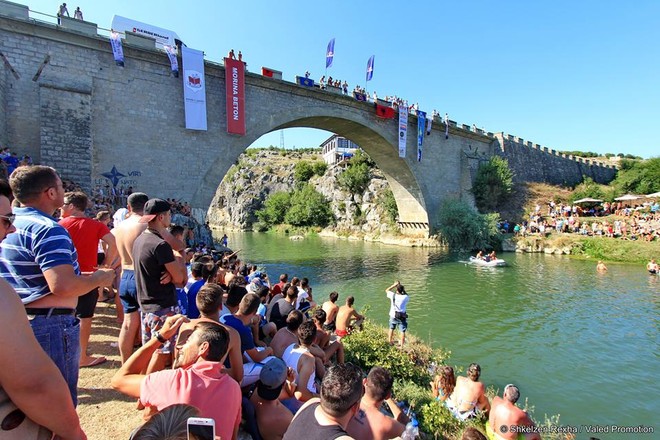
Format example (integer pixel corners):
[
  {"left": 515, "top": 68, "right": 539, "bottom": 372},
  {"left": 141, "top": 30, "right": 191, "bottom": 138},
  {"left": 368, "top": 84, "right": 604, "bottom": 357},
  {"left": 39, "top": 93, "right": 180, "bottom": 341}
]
[{"left": 222, "top": 232, "right": 658, "bottom": 438}]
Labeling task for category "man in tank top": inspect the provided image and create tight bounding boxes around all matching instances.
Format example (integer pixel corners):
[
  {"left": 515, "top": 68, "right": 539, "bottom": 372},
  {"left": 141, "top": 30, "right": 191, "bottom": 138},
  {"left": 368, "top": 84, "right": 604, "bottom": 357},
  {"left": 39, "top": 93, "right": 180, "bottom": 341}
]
[{"left": 283, "top": 363, "right": 364, "bottom": 440}]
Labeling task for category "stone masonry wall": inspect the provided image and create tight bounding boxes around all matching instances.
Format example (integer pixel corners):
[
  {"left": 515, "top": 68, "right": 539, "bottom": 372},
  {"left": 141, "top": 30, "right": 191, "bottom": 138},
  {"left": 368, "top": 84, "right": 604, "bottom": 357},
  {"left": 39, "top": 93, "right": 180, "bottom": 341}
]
[
  {"left": 0, "top": 59, "right": 6, "bottom": 146},
  {"left": 493, "top": 133, "right": 617, "bottom": 186}
]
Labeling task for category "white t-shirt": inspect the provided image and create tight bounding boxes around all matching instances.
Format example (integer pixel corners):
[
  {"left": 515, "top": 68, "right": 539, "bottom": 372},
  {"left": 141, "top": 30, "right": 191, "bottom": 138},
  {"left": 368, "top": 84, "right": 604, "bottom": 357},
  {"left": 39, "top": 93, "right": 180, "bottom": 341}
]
[{"left": 386, "top": 290, "right": 409, "bottom": 318}]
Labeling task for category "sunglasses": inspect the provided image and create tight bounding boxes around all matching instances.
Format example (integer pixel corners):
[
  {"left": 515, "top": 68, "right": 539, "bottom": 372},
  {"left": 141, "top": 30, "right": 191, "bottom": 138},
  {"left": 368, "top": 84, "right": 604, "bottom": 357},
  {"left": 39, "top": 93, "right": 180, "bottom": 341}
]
[{"left": 0, "top": 213, "right": 15, "bottom": 227}]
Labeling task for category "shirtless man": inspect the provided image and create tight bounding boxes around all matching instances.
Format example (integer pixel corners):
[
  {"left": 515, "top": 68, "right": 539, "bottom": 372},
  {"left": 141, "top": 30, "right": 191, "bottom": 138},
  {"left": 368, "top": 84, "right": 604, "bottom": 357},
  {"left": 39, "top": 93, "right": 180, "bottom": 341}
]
[
  {"left": 113, "top": 193, "right": 149, "bottom": 363},
  {"left": 312, "top": 309, "right": 344, "bottom": 364},
  {"left": 447, "top": 363, "right": 490, "bottom": 420},
  {"left": 249, "top": 358, "right": 294, "bottom": 440},
  {"left": 270, "top": 310, "right": 304, "bottom": 358},
  {"left": 335, "top": 296, "right": 364, "bottom": 339},
  {"left": 647, "top": 258, "right": 658, "bottom": 274},
  {"left": 488, "top": 384, "right": 540, "bottom": 440},
  {"left": 596, "top": 260, "right": 608, "bottom": 272},
  {"left": 347, "top": 367, "right": 409, "bottom": 440},
  {"left": 321, "top": 291, "right": 340, "bottom": 332},
  {"left": 114, "top": 193, "right": 185, "bottom": 362}
]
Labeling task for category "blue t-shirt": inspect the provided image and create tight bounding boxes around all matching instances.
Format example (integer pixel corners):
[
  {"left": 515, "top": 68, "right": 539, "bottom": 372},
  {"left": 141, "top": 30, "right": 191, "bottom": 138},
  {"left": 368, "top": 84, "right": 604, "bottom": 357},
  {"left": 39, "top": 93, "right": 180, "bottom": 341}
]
[
  {"left": 220, "top": 314, "right": 255, "bottom": 353},
  {"left": 0, "top": 207, "right": 80, "bottom": 304},
  {"left": 185, "top": 279, "right": 205, "bottom": 319}
]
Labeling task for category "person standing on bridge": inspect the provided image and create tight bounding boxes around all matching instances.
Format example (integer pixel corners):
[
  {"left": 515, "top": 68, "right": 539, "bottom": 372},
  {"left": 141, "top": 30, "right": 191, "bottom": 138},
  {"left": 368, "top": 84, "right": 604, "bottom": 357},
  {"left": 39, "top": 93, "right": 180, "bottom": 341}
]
[
  {"left": 74, "top": 6, "right": 83, "bottom": 20},
  {"left": 57, "top": 3, "right": 69, "bottom": 24}
]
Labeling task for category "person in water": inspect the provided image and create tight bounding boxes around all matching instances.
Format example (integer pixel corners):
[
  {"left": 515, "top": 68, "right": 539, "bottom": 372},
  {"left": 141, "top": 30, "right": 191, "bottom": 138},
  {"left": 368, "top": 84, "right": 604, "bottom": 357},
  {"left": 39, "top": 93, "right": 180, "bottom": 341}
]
[
  {"left": 647, "top": 259, "right": 658, "bottom": 274},
  {"left": 596, "top": 260, "right": 608, "bottom": 272}
]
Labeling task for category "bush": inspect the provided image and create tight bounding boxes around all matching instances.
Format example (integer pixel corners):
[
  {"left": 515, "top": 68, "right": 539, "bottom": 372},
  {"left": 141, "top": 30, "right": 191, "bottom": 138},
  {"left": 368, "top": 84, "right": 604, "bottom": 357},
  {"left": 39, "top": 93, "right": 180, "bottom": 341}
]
[
  {"left": 570, "top": 176, "right": 606, "bottom": 202},
  {"left": 435, "top": 200, "right": 501, "bottom": 251},
  {"left": 381, "top": 188, "right": 398, "bottom": 223},
  {"left": 611, "top": 157, "right": 660, "bottom": 194},
  {"left": 312, "top": 161, "right": 328, "bottom": 176},
  {"left": 284, "top": 184, "right": 334, "bottom": 227},
  {"left": 342, "top": 320, "right": 448, "bottom": 386},
  {"left": 337, "top": 162, "right": 371, "bottom": 197},
  {"left": 472, "top": 157, "right": 513, "bottom": 213},
  {"left": 294, "top": 161, "right": 315, "bottom": 183},
  {"left": 256, "top": 191, "right": 290, "bottom": 225}
]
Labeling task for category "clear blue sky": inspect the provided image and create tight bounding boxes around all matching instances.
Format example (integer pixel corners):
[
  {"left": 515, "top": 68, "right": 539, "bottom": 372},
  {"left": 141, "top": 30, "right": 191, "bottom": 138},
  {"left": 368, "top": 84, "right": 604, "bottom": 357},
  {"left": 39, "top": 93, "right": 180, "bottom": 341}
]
[{"left": 21, "top": 0, "right": 660, "bottom": 158}]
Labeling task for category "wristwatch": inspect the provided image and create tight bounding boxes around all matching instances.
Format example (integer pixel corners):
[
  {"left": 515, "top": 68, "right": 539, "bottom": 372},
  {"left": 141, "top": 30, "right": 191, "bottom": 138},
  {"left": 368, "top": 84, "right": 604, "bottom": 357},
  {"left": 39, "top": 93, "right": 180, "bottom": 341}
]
[{"left": 153, "top": 330, "right": 167, "bottom": 344}]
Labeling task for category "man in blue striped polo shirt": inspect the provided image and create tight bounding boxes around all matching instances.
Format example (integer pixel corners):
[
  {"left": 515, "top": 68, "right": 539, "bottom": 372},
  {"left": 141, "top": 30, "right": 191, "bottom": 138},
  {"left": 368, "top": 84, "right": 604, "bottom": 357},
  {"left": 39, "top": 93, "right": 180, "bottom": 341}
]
[{"left": 0, "top": 166, "right": 115, "bottom": 406}]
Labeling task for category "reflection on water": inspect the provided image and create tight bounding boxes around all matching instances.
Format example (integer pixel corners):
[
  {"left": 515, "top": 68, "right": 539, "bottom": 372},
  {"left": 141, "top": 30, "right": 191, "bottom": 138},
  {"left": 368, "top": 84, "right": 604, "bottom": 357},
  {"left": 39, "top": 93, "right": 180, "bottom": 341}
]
[{"left": 221, "top": 232, "right": 658, "bottom": 436}]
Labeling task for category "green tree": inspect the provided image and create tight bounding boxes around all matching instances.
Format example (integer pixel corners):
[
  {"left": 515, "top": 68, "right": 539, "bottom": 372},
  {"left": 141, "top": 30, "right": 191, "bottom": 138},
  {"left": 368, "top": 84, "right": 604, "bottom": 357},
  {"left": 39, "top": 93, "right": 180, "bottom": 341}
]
[
  {"left": 256, "top": 191, "right": 290, "bottom": 226},
  {"left": 284, "top": 184, "right": 334, "bottom": 227},
  {"left": 435, "top": 199, "right": 501, "bottom": 251},
  {"left": 337, "top": 163, "right": 372, "bottom": 198},
  {"left": 570, "top": 176, "right": 605, "bottom": 202},
  {"left": 612, "top": 157, "right": 660, "bottom": 194},
  {"left": 471, "top": 156, "right": 514, "bottom": 213},
  {"left": 381, "top": 188, "right": 398, "bottom": 223},
  {"left": 293, "top": 161, "right": 315, "bottom": 183},
  {"left": 312, "top": 161, "right": 328, "bottom": 176}
]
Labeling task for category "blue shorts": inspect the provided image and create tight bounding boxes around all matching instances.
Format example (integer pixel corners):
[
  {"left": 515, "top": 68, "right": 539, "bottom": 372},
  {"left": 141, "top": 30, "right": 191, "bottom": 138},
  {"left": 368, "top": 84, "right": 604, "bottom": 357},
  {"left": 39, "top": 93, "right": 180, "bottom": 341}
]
[
  {"left": 119, "top": 269, "right": 139, "bottom": 314},
  {"left": 389, "top": 316, "right": 408, "bottom": 332},
  {"left": 29, "top": 314, "right": 80, "bottom": 406}
]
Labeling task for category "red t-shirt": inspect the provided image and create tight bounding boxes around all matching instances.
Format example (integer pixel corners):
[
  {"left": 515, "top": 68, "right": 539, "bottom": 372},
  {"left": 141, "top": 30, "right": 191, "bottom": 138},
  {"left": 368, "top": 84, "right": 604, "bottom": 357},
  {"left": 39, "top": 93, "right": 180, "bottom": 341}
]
[{"left": 59, "top": 217, "right": 110, "bottom": 272}]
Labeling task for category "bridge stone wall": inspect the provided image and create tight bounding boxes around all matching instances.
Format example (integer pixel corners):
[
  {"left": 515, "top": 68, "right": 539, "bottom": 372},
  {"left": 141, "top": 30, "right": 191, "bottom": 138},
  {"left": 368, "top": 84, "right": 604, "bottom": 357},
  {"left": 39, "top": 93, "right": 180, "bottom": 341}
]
[
  {"left": 0, "top": 59, "right": 6, "bottom": 147},
  {"left": 493, "top": 134, "right": 617, "bottom": 186}
]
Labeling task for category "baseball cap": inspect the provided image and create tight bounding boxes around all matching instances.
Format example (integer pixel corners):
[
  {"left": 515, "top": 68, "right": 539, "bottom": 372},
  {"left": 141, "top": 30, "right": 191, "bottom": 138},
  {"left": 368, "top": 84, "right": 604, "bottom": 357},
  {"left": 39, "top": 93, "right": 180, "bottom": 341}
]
[
  {"left": 256, "top": 358, "right": 287, "bottom": 401},
  {"left": 139, "top": 198, "right": 171, "bottom": 223}
]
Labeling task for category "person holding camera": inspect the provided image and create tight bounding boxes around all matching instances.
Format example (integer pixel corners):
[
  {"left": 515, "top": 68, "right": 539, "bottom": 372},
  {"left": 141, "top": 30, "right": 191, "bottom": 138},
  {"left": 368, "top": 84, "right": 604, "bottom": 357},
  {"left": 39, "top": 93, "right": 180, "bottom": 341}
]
[{"left": 386, "top": 281, "right": 409, "bottom": 348}]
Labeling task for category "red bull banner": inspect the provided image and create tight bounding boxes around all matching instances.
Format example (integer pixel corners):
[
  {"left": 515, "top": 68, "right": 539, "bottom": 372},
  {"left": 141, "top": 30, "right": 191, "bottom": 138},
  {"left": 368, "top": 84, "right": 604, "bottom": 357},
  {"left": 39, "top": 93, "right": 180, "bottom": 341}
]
[{"left": 225, "top": 58, "right": 246, "bottom": 135}]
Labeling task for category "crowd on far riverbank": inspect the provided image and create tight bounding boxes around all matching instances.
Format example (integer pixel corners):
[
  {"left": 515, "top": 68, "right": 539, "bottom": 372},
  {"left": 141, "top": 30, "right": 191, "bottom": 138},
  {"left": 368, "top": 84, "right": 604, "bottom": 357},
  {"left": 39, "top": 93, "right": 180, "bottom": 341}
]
[{"left": 503, "top": 200, "right": 660, "bottom": 242}]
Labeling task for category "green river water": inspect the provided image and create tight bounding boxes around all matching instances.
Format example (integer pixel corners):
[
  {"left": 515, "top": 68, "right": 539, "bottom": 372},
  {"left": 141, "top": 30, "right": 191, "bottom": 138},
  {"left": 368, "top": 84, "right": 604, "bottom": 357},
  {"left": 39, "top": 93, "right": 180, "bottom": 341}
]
[{"left": 221, "top": 232, "right": 658, "bottom": 439}]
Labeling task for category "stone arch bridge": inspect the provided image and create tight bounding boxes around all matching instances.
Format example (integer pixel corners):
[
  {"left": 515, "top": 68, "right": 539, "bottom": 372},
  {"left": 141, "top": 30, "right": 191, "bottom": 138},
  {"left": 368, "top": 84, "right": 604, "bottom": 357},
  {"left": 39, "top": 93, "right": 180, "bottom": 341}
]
[{"left": 0, "top": 6, "right": 616, "bottom": 236}]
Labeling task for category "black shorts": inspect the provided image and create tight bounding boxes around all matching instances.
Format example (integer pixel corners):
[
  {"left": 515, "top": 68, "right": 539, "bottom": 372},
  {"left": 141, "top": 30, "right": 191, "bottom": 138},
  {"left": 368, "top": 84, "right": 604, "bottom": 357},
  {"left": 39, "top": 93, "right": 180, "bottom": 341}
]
[{"left": 76, "top": 288, "right": 99, "bottom": 319}]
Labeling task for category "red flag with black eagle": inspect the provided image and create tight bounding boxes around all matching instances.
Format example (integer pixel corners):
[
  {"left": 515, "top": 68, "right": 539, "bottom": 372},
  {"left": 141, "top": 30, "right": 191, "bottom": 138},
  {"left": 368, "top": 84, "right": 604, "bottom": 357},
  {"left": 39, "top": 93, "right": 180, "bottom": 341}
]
[{"left": 375, "top": 103, "right": 395, "bottom": 119}]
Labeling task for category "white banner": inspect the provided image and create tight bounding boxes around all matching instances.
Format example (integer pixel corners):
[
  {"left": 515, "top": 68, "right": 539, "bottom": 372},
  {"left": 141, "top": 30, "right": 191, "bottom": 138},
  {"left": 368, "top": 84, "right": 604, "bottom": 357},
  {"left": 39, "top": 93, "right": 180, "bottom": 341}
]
[
  {"left": 398, "top": 106, "right": 408, "bottom": 158},
  {"left": 181, "top": 47, "right": 207, "bottom": 131},
  {"left": 426, "top": 113, "right": 433, "bottom": 135},
  {"left": 164, "top": 45, "right": 179, "bottom": 77},
  {"left": 109, "top": 31, "right": 124, "bottom": 66}
]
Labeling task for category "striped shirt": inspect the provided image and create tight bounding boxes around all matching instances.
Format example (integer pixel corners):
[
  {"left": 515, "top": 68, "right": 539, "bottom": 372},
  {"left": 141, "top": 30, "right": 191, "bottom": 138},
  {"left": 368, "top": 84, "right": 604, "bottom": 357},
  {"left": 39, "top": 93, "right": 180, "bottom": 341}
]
[{"left": 0, "top": 206, "right": 80, "bottom": 304}]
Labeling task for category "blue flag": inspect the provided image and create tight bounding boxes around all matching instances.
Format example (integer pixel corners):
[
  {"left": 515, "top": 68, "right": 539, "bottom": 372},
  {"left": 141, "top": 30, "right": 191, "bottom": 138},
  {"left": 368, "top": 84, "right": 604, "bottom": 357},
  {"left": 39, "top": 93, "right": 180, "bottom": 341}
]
[
  {"left": 297, "top": 76, "right": 314, "bottom": 87},
  {"left": 326, "top": 38, "right": 335, "bottom": 68},
  {"left": 366, "top": 55, "right": 374, "bottom": 81}
]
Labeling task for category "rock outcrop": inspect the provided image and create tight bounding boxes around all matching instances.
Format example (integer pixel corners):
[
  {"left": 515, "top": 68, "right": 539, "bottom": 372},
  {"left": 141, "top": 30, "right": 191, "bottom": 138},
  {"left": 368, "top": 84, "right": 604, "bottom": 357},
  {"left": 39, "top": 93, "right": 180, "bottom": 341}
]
[{"left": 207, "top": 149, "right": 396, "bottom": 237}]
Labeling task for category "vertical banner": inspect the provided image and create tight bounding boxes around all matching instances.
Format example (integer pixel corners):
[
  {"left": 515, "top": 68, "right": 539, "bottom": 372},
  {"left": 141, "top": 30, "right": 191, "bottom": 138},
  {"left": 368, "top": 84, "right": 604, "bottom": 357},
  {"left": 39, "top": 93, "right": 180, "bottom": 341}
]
[
  {"left": 417, "top": 110, "right": 426, "bottom": 162},
  {"left": 426, "top": 114, "right": 433, "bottom": 135},
  {"left": 326, "top": 38, "right": 335, "bottom": 68},
  {"left": 366, "top": 55, "right": 375, "bottom": 82},
  {"left": 181, "top": 47, "right": 207, "bottom": 131},
  {"left": 444, "top": 112, "right": 449, "bottom": 139},
  {"left": 225, "top": 57, "right": 246, "bottom": 135},
  {"left": 109, "top": 31, "right": 124, "bottom": 67},
  {"left": 164, "top": 45, "right": 179, "bottom": 77},
  {"left": 398, "top": 106, "right": 408, "bottom": 158}
]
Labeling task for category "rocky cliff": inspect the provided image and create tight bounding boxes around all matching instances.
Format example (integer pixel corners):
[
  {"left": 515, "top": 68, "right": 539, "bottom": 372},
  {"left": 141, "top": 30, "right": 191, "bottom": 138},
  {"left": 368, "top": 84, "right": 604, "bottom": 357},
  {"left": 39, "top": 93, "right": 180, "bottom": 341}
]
[{"left": 206, "top": 149, "right": 396, "bottom": 237}]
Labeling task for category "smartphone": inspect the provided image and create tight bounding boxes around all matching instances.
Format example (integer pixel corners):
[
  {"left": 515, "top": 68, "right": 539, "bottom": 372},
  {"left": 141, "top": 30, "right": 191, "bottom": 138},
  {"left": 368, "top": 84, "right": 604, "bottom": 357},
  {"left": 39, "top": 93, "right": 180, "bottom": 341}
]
[{"left": 187, "top": 417, "right": 215, "bottom": 440}]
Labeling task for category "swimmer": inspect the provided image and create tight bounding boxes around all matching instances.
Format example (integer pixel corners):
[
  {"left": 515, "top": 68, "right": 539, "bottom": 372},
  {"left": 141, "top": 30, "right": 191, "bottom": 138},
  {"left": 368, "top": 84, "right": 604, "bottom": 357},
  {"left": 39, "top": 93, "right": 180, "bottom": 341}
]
[
  {"left": 647, "top": 259, "right": 658, "bottom": 275},
  {"left": 596, "top": 260, "right": 608, "bottom": 272}
]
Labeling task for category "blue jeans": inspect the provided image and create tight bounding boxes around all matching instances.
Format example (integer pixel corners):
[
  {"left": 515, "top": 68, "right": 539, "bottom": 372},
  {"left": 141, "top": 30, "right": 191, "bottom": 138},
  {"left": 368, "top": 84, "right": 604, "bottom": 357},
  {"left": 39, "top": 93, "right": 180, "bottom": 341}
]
[{"left": 29, "top": 314, "right": 81, "bottom": 406}]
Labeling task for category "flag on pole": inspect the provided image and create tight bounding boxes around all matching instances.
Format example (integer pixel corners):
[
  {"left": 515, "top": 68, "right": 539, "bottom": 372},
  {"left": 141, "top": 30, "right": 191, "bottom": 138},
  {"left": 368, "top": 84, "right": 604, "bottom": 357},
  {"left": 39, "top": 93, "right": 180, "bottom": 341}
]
[
  {"left": 326, "top": 38, "right": 335, "bottom": 68},
  {"left": 366, "top": 55, "right": 375, "bottom": 82},
  {"left": 109, "top": 31, "right": 124, "bottom": 67}
]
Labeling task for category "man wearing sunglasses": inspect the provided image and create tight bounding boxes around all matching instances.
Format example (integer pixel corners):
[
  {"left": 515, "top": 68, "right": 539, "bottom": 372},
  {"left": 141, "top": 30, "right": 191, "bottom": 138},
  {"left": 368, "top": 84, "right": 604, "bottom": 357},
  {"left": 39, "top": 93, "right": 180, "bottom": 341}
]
[
  {"left": 0, "top": 179, "right": 87, "bottom": 439},
  {"left": 0, "top": 166, "right": 115, "bottom": 406}
]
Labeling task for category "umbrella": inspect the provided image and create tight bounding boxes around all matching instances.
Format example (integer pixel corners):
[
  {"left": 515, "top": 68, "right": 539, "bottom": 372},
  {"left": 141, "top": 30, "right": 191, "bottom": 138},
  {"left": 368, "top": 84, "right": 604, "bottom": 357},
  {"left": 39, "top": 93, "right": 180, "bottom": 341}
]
[
  {"left": 614, "top": 194, "right": 641, "bottom": 201},
  {"left": 645, "top": 192, "right": 660, "bottom": 198},
  {"left": 573, "top": 198, "right": 603, "bottom": 204}
]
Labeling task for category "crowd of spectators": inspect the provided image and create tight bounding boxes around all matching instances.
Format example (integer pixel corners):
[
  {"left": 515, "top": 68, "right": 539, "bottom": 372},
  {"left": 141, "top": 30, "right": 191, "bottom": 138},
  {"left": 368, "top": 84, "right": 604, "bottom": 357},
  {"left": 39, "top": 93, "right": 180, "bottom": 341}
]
[{"left": 507, "top": 200, "right": 660, "bottom": 242}]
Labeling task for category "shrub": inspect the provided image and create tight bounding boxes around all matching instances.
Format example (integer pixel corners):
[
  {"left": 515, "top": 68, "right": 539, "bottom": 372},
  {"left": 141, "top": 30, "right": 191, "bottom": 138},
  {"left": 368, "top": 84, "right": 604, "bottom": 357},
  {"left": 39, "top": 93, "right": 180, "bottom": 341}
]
[
  {"left": 337, "top": 162, "right": 371, "bottom": 197},
  {"left": 472, "top": 157, "right": 513, "bottom": 213},
  {"left": 570, "top": 176, "right": 605, "bottom": 202},
  {"left": 312, "top": 161, "right": 328, "bottom": 176},
  {"left": 293, "top": 161, "right": 315, "bottom": 183},
  {"left": 284, "top": 184, "right": 334, "bottom": 227},
  {"left": 435, "top": 199, "right": 501, "bottom": 251},
  {"left": 381, "top": 188, "right": 398, "bottom": 223},
  {"left": 611, "top": 157, "right": 660, "bottom": 194},
  {"left": 256, "top": 191, "right": 290, "bottom": 226}
]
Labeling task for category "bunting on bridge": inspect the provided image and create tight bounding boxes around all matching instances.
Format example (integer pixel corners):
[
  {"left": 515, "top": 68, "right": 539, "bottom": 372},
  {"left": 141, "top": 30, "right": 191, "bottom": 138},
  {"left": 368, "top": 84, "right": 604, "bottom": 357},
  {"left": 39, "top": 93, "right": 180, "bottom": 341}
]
[
  {"left": 375, "top": 103, "right": 395, "bottom": 119},
  {"left": 417, "top": 110, "right": 426, "bottom": 161},
  {"left": 164, "top": 45, "right": 179, "bottom": 77},
  {"left": 296, "top": 76, "right": 314, "bottom": 87}
]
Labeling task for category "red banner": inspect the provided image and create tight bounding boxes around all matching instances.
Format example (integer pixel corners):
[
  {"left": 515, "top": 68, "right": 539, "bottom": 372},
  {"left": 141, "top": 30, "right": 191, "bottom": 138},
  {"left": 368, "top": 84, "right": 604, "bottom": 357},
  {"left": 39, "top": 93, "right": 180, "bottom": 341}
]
[
  {"left": 375, "top": 103, "right": 395, "bottom": 119},
  {"left": 225, "top": 57, "right": 246, "bottom": 135}
]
